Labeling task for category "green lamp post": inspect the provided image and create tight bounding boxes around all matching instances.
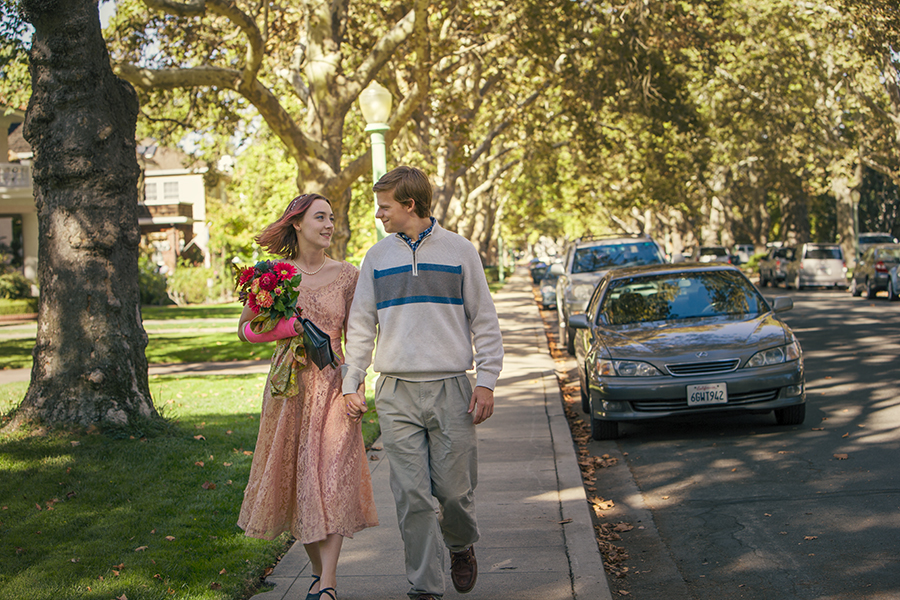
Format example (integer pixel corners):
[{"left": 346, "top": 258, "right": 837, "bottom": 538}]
[{"left": 359, "top": 81, "right": 393, "bottom": 241}]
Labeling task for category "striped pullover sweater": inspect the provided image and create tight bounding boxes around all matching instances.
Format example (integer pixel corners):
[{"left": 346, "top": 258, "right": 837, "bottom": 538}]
[{"left": 341, "top": 222, "right": 503, "bottom": 394}]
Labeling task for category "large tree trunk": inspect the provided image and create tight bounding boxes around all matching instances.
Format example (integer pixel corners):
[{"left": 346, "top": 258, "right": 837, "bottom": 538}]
[{"left": 6, "top": 0, "right": 158, "bottom": 431}]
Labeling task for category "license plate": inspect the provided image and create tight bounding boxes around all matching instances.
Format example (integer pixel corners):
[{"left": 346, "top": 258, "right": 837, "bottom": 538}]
[{"left": 687, "top": 383, "right": 728, "bottom": 406}]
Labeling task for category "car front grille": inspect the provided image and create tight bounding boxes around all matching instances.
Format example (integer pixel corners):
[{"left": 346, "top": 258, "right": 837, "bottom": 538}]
[
  {"left": 631, "top": 388, "right": 780, "bottom": 412},
  {"left": 665, "top": 359, "right": 741, "bottom": 376}
]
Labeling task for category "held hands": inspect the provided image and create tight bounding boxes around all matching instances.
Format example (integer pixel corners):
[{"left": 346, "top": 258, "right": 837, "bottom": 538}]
[
  {"left": 345, "top": 383, "right": 367, "bottom": 422},
  {"left": 468, "top": 386, "right": 494, "bottom": 425}
]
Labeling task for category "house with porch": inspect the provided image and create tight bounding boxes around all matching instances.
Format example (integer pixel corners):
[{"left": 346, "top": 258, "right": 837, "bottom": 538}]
[{"left": 1, "top": 104, "right": 211, "bottom": 284}]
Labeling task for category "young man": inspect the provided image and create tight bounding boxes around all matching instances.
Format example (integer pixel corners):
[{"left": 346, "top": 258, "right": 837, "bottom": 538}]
[{"left": 343, "top": 166, "right": 503, "bottom": 600}]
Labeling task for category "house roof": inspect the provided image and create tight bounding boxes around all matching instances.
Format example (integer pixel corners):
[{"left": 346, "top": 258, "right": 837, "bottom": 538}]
[
  {"left": 6, "top": 129, "right": 200, "bottom": 172},
  {"left": 8, "top": 123, "right": 30, "bottom": 155}
]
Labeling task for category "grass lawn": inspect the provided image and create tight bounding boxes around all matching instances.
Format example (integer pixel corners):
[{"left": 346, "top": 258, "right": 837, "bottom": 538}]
[
  {"left": 1, "top": 304, "right": 252, "bottom": 370},
  {"left": 0, "top": 372, "right": 381, "bottom": 600}
]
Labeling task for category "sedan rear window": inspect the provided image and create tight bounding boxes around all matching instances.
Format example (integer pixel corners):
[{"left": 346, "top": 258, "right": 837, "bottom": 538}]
[
  {"left": 600, "top": 271, "right": 765, "bottom": 325},
  {"left": 572, "top": 242, "right": 664, "bottom": 274},
  {"left": 804, "top": 247, "right": 842, "bottom": 260},
  {"left": 876, "top": 248, "right": 900, "bottom": 261}
]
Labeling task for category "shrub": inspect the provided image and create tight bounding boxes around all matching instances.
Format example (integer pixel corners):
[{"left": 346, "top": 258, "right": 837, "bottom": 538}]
[
  {"left": 166, "top": 262, "right": 215, "bottom": 305},
  {"left": 0, "top": 272, "right": 32, "bottom": 300},
  {"left": 138, "top": 256, "right": 170, "bottom": 305}
]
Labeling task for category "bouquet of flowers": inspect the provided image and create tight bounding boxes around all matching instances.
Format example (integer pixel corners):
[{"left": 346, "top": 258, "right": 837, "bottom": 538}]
[
  {"left": 235, "top": 260, "right": 306, "bottom": 397},
  {"left": 236, "top": 261, "right": 303, "bottom": 320}
]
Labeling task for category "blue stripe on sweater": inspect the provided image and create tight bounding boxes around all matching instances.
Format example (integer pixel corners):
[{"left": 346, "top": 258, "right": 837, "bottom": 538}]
[
  {"left": 376, "top": 295, "right": 464, "bottom": 309},
  {"left": 374, "top": 263, "right": 462, "bottom": 278}
]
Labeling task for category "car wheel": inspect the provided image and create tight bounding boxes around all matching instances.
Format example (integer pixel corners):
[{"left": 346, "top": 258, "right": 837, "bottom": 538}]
[
  {"left": 566, "top": 326, "right": 576, "bottom": 356},
  {"left": 590, "top": 413, "right": 619, "bottom": 440},
  {"left": 864, "top": 278, "right": 876, "bottom": 299},
  {"left": 580, "top": 377, "right": 590, "bottom": 414},
  {"left": 889, "top": 278, "right": 899, "bottom": 301},
  {"left": 774, "top": 403, "right": 806, "bottom": 426},
  {"left": 794, "top": 274, "right": 803, "bottom": 291},
  {"left": 850, "top": 277, "right": 861, "bottom": 297}
]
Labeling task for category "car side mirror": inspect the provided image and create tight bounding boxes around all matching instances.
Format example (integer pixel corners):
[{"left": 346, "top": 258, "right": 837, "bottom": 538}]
[
  {"left": 549, "top": 263, "right": 565, "bottom": 276},
  {"left": 771, "top": 297, "right": 793, "bottom": 312},
  {"left": 568, "top": 313, "right": 591, "bottom": 329}
]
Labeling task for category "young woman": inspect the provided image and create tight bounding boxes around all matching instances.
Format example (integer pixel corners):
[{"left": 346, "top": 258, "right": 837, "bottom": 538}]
[{"left": 236, "top": 194, "right": 378, "bottom": 600}]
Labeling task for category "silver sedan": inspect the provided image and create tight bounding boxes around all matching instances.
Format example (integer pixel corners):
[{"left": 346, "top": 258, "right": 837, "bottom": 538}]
[{"left": 570, "top": 263, "right": 806, "bottom": 440}]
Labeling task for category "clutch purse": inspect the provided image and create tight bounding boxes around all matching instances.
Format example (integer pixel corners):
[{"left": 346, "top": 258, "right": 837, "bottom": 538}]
[{"left": 300, "top": 317, "right": 339, "bottom": 370}]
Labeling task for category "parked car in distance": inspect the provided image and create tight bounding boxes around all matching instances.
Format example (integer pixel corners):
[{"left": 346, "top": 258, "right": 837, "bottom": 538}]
[
  {"left": 784, "top": 243, "right": 848, "bottom": 290},
  {"left": 858, "top": 232, "right": 899, "bottom": 257},
  {"left": 758, "top": 246, "right": 795, "bottom": 287},
  {"left": 850, "top": 244, "right": 900, "bottom": 300},
  {"left": 569, "top": 263, "right": 806, "bottom": 440},
  {"left": 555, "top": 235, "right": 666, "bottom": 356},
  {"left": 733, "top": 244, "right": 756, "bottom": 265},
  {"left": 539, "top": 263, "right": 561, "bottom": 308},
  {"left": 529, "top": 258, "right": 550, "bottom": 284},
  {"left": 691, "top": 245, "right": 733, "bottom": 264}
]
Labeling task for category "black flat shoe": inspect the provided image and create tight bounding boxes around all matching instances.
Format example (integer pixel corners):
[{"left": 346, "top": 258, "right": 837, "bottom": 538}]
[
  {"left": 305, "top": 574, "right": 321, "bottom": 600},
  {"left": 319, "top": 587, "right": 336, "bottom": 600}
]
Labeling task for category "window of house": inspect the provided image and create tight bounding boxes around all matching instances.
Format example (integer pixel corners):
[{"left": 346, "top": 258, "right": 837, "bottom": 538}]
[
  {"left": 164, "top": 181, "right": 179, "bottom": 201},
  {"left": 145, "top": 182, "right": 157, "bottom": 202}
]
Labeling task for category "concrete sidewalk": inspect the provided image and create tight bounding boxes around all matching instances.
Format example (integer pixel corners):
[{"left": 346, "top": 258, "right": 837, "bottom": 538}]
[{"left": 250, "top": 269, "right": 612, "bottom": 600}]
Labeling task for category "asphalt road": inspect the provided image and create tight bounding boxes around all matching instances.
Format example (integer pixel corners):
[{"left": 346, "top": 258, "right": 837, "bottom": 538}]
[{"left": 553, "top": 286, "right": 900, "bottom": 600}]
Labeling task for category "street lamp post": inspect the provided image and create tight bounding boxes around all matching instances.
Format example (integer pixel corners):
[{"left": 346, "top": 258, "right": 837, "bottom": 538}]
[{"left": 359, "top": 81, "right": 393, "bottom": 241}]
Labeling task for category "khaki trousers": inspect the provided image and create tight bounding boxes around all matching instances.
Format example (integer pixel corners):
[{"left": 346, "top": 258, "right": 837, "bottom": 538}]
[{"left": 375, "top": 375, "right": 479, "bottom": 599}]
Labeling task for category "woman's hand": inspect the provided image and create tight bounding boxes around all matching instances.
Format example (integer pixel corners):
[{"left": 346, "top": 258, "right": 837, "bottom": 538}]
[{"left": 345, "top": 387, "right": 367, "bottom": 422}]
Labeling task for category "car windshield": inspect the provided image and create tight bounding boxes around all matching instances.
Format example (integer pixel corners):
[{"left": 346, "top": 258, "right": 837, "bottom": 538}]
[
  {"left": 600, "top": 270, "right": 766, "bottom": 325},
  {"left": 805, "top": 247, "right": 841, "bottom": 259},
  {"left": 572, "top": 242, "right": 663, "bottom": 274},
  {"left": 701, "top": 247, "right": 728, "bottom": 256},
  {"left": 860, "top": 235, "right": 895, "bottom": 244}
]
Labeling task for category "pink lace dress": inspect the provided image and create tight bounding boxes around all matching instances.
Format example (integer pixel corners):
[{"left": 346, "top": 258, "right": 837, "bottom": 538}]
[{"left": 238, "top": 261, "right": 378, "bottom": 543}]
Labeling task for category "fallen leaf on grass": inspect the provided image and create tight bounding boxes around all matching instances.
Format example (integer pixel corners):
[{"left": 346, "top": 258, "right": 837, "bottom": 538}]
[
  {"left": 195, "top": 461, "right": 205, "bottom": 467},
  {"left": 201, "top": 481, "right": 217, "bottom": 490},
  {"left": 219, "top": 568, "right": 227, "bottom": 575},
  {"left": 223, "top": 462, "right": 233, "bottom": 467},
  {"left": 165, "top": 536, "right": 175, "bottom": 541},
  {"left": 210, "top": 582, "right": 222, "bottom": 590},
  {"left": 194, "top": 435, "right": 206, "bottom": 441},
  {"left": 135, "top": 546, "right": 148, "bottom": 552},
  {"left": 117, "top": 594, "right": 128, "bottom": 600}
]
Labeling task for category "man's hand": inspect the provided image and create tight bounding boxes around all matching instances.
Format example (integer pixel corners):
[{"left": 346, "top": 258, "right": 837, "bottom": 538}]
[
  {"left": 468, "top": 385, "right": 494, "bottom": 425},
  {"left": 345, "top": 385, "right": 367, "bottom": 422}
]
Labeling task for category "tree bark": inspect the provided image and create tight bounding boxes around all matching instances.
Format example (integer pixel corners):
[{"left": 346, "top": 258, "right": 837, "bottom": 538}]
[{"left": 6, "top": 0, "right": 158, "bottom": 431}]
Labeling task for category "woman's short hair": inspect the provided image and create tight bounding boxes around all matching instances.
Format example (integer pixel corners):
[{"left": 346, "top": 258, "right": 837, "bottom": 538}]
[
  {"left": 256, "top": 193, "right": 332, "bottom": 258},
  {"left": 373, "top": 166, "right": 432, "bottom": 218}
]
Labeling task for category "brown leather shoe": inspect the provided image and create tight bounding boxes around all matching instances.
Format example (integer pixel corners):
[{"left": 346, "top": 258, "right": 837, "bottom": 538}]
[{"left": 450, "top": 546, "right": 477, "bottom": 593}]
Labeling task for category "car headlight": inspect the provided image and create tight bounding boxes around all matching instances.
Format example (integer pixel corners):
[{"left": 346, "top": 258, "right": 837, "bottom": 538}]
[
  {"left": 745, "top": 339, "right": 801, "bottom": 368},
  {"left": 596, "top": 358, "right": 662, "bottom": 377},
  {"left": 572, "top": 284, "right": 595, "bottom": 302}
]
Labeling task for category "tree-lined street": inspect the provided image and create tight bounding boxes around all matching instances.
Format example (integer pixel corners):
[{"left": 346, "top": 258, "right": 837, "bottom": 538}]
[{"left": 551, "top": 287, "right": 900, "bottom": 599}]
